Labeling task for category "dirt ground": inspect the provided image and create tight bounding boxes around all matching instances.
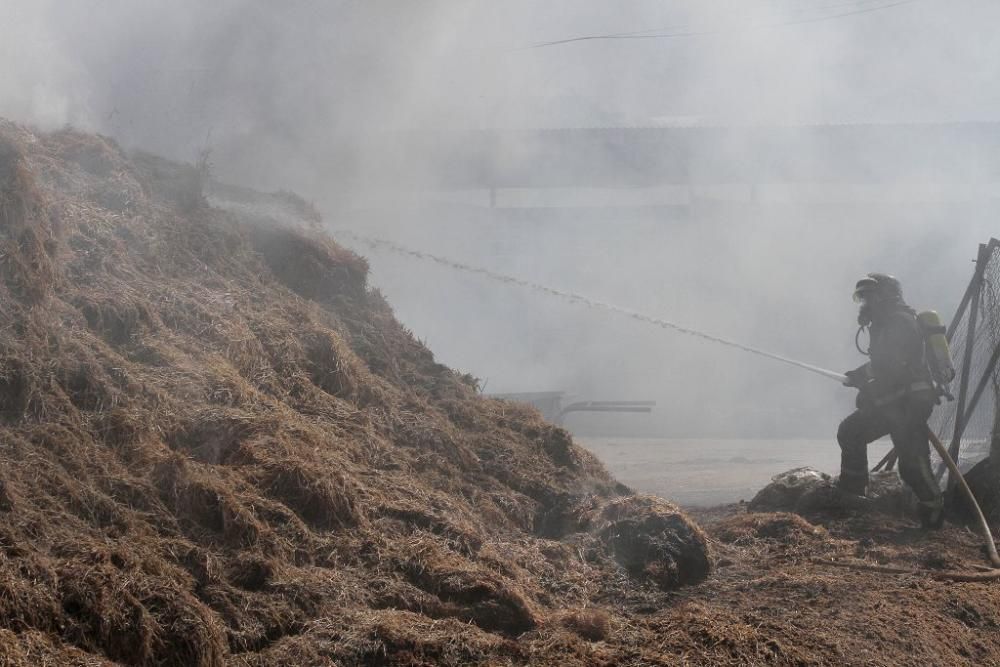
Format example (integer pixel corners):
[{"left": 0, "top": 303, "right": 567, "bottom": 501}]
[{"left": 665, "top": 505, "right": 1000, "bottom": 666}]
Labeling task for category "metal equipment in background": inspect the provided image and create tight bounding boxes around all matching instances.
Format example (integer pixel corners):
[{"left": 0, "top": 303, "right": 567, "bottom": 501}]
[{"left": 488, "top": 391, "right": 655, "bottom": 426}]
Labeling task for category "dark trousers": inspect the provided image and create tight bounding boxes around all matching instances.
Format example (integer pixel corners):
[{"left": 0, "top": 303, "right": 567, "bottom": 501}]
[{"left": 836, "top": 397, "right": 942, "bottom": 507}]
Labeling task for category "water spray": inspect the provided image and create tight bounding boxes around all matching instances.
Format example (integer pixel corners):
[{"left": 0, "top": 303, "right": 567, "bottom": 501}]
[
  {"left": 340, "top": 229, "right": 1000, "bottom": 569},
  {"left": 336, "top": 229, "right": 847, "bottom": 382}
]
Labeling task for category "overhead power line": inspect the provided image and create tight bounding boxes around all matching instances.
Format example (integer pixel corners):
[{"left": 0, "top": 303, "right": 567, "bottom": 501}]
[
  {"left": 527, "top": 0, "right": 921, "bottom": 50},
  {"left": 591, "top": 0, "right": 909, "bottom": 39}
]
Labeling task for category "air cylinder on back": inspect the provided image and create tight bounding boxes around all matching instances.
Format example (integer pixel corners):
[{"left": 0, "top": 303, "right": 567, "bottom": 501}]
[{"left": 918, "top": 310, "right": 956, "bottom": 385}]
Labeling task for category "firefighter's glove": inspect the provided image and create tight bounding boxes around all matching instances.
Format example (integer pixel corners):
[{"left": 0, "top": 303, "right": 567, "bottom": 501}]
[{"left": 843, "top": 368, "right": 868, "bottom": 388}]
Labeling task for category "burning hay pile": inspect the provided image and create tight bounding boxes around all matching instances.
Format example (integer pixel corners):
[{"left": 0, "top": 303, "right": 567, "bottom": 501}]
[{"left": 0, "top": 121, "right": 710, "bottom": 666}]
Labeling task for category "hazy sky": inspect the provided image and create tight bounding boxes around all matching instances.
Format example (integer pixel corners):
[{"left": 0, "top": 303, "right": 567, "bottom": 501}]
[
  {"left": 2, "top": 0, "right": 998, "bottom": 436},
  {"left": 6, "top": 1, "right": 1000, "bottom": 165}
]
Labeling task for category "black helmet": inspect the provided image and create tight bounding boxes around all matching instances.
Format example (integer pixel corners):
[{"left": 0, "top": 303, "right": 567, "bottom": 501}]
[{"left": 853, "top": 273, "right": 902, "bottom": 303}]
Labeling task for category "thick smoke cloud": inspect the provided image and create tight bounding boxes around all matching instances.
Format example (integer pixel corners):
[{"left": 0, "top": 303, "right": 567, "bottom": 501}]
[{"left": 3, "top": 1, "right": 1000, "bottom": 437}]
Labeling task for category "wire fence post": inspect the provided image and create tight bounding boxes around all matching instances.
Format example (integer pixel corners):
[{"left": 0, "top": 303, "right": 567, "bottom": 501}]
[{"left": 944, "top": 243, "right": 990, "bottom": 487}]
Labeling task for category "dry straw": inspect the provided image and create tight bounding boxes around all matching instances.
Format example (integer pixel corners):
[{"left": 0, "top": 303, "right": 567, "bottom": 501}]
[{"left": 0, "top": 121, "right": 710, "bottom": 666}]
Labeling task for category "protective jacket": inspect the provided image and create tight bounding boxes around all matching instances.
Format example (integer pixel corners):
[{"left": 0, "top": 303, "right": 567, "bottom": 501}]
[{"left": 850, "top": 304, "right": 933, "bottom": 407}]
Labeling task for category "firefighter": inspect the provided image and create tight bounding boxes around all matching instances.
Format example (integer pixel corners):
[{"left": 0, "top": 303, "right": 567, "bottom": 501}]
[{"left": 837, "top": 273, "right": 944, "bottom": 529}]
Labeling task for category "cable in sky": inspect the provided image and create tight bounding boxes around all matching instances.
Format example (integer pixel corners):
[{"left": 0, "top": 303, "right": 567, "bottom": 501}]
[
  {"left": 526, "top": 0, "right": 921, "bottom": 50},
  {"left": 533, "top": 0, "right": 895, "bottom": 43}
]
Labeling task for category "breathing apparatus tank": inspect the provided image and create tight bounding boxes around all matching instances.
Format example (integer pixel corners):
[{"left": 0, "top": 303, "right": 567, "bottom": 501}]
[{"left": 917, "top": 310, "right": 956, "bottom": 390}]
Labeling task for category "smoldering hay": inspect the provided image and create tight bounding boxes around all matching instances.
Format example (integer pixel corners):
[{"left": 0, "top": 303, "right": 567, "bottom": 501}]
[{"left": 0, "top": 119, "right": 711, "bottom": 666}]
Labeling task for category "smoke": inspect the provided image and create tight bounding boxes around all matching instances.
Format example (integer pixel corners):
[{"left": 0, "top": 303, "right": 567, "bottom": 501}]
[{"left": 3, "top": 0, "right": 1000, "bottom": 437}]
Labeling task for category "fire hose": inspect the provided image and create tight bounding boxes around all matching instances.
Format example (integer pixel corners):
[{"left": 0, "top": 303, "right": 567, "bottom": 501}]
[{"left": 927, "top": 428, "right": 1000, "bottom": 568}]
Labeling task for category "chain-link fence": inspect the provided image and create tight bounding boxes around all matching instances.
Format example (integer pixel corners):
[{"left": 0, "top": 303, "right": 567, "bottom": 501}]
[{"left": 929, "top": 238, "right": 1000, "bottom": 475}]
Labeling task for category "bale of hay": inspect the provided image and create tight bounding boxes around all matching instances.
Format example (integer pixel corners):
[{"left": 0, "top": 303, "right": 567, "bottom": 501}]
[
  {"left": 749, "top": 466, "right": 832, "bottom": 512},
  {"left": 576, "top": 495, "right": 711, "bottom": 590}
]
